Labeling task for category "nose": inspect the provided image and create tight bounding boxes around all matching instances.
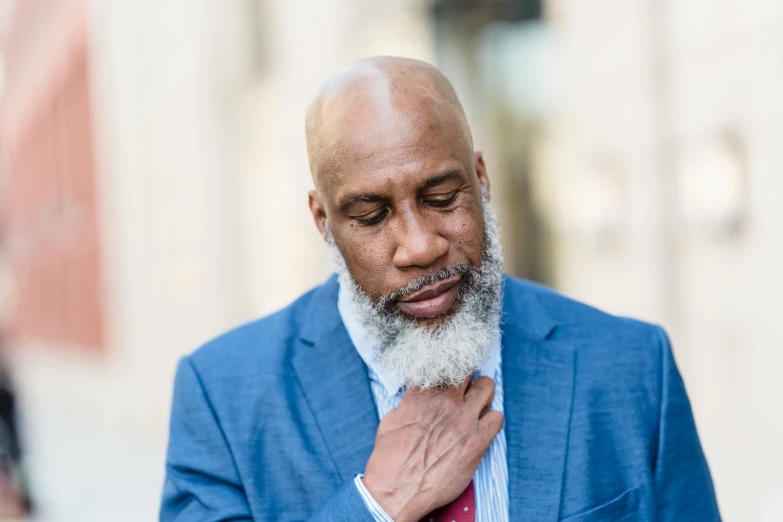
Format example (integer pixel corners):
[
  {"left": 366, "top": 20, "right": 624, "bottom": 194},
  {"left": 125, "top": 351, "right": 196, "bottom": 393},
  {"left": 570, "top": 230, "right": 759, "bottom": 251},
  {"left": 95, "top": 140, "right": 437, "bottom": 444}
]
[{"left": 391, "top": 208, "right": 449, "bottom": 270}]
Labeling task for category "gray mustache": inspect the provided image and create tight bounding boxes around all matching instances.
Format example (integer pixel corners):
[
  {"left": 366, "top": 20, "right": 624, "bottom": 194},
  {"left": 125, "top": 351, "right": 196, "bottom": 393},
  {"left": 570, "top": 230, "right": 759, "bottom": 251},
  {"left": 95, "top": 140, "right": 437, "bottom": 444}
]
[{"left": 379, "top": 264, "right": 478, "bottom": 306}]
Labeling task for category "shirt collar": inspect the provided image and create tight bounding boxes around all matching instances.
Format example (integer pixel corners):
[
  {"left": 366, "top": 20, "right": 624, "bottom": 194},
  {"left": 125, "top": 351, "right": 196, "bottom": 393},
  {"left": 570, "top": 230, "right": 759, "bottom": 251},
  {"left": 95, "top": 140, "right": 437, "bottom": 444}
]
[
  {"left": 337, "top": 281, "right": 501, "bottom": 397},
  {"left": 338, "top": 282, "right": 402, "bottom": 395}
]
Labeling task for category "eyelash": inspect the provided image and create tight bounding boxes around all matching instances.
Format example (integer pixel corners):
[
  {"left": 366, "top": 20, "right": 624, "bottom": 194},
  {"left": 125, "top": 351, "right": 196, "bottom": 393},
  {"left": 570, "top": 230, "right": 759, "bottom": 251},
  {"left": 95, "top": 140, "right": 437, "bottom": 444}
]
[
  {"left": 354, "top": 193, "right": 459, "bottom": 227},
  {"left": 424, "top": 192, "right": 458, "bottom": 208},
  {"left": 356, "top": 210, "right": 387, "bottom": 226}
]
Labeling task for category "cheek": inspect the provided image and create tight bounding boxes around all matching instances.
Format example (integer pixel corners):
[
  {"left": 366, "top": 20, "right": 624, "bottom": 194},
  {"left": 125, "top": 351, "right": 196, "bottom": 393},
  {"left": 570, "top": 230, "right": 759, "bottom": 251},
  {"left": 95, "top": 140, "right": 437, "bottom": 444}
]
[
  {"left": 340, "top": 236, "right": 393, "bottom": 295},
  {"left": 440, "top": 208, "right": 485, "bottom": 263}
]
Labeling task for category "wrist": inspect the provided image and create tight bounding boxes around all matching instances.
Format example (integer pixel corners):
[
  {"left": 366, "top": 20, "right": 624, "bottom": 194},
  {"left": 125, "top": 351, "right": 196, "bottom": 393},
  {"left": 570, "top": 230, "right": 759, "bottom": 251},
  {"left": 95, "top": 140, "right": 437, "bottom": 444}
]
[{"left": 362, "top": 474, "right": 421, "bottom": 522}]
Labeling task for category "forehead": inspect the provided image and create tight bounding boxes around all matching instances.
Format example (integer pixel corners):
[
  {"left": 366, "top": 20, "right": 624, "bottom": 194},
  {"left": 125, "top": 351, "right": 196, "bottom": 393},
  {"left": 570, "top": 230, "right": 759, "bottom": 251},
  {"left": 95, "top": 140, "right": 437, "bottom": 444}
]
[{"left": 319, "top": 102, "right": 473, "bottom": 203}]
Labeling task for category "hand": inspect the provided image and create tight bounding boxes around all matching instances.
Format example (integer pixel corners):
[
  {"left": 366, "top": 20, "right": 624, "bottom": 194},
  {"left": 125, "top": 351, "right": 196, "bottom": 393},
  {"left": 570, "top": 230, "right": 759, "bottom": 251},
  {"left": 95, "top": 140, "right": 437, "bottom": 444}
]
[{"left": 362, "top": 375, "right": 504, "bottom": 522}]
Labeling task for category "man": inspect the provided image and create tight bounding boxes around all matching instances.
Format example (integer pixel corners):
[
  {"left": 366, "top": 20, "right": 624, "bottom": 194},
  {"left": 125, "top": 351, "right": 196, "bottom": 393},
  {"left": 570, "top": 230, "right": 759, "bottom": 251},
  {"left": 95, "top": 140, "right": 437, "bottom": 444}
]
[{"left": 161, "top": 57, "right": 720, "bottom": 521}]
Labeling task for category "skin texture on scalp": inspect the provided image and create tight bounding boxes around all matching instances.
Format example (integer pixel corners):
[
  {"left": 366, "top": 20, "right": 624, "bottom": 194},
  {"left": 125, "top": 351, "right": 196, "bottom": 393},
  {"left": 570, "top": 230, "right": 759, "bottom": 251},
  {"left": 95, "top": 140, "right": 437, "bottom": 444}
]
[
  {"left": 306, "top": 56, "right": 474, "bottom": 186},
  {"left": 306, "top": 56, "right": 493, "bottom": 324}
]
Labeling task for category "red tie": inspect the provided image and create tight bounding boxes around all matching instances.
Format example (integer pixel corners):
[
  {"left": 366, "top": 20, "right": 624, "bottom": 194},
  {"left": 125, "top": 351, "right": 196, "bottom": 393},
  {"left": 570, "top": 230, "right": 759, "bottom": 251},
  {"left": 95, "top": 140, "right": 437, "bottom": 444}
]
[{"left": 420, "top": 481, "right": 475, "bottom": 522}]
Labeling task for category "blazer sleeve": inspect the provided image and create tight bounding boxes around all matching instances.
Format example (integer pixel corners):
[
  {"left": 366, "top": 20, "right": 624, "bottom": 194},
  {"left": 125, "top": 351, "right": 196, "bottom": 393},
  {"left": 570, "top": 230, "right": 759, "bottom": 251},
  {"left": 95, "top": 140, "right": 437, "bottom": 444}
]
[
  {"left": 160, "top": 357, "right": 378, "bottom": 522},
  {"left": 652, "top": 327, "right": 722, "bottom": 522},
  {"left": 160, "top": 357, "right": 253, "bottom": 521}
]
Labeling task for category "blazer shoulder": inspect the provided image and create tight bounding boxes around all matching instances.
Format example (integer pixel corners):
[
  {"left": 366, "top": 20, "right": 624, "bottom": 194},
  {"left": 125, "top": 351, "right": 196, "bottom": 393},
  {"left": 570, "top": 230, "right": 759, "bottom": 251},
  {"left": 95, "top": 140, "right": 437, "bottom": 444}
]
[
  {"left": 508, "top": 279, "right": 670, "bottom": 429},
  {"left": 507, "top": 278, "right": 670, "bottom": 409},
  {"left": 506, "top": 276, "right": 662, "bottom": 346}
]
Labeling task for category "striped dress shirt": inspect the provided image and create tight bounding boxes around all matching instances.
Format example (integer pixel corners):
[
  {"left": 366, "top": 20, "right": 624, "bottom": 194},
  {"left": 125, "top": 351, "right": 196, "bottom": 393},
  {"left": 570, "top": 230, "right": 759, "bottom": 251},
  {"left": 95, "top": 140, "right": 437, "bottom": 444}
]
[{"left": 337, "top": 284, "right": 509, "bottom": 522}]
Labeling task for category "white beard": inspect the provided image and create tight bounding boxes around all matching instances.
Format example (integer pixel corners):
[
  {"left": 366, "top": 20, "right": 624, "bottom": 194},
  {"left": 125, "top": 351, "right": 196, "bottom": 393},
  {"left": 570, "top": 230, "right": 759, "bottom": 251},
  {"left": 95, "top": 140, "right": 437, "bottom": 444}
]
[{"left": 327, "top": 193, "right": 504, "bottom": 390}]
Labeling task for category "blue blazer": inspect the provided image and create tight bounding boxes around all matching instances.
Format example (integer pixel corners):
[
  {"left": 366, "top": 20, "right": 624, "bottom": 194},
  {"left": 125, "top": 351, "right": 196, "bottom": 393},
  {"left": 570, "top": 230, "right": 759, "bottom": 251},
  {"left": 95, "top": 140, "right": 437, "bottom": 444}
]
[{"left": 161, "top": 275, "right": 720, "bottom": 521}]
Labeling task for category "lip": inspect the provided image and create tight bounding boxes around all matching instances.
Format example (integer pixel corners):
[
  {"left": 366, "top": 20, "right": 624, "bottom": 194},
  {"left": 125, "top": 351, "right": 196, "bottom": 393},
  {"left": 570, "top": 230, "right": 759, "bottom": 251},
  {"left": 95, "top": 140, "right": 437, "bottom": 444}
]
[{"left": 396, "top": 275, "right": 463, "bottom": 318}]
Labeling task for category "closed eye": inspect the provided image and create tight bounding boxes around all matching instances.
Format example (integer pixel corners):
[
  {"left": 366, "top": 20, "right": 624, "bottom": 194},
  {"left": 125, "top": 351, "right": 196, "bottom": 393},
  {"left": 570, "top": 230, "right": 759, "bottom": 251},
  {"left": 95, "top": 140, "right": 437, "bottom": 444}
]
[
  {"left": 422, "top": 191, "right": 459, "bottom": 208},
  {"left": 353, "top": 208, "right": 388, "bottom": 226}
]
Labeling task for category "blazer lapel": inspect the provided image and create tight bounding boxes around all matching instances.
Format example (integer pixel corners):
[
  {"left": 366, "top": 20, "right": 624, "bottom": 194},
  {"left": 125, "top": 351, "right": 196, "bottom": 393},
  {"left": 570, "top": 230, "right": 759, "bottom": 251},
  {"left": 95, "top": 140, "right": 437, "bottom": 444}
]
[
  {"left": 293, "top": 276, "right": 379, "bottom": 483},
  {"left": 502, "top": 278, "right": 576, "bottom": 521}
]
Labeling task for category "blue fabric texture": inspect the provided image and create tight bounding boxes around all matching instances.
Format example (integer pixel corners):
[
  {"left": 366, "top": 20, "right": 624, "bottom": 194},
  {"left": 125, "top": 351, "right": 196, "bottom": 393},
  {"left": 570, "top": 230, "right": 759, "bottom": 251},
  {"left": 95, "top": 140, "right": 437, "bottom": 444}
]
[{"left": 160, "top": 274, "right": 721, "bottom": 521}]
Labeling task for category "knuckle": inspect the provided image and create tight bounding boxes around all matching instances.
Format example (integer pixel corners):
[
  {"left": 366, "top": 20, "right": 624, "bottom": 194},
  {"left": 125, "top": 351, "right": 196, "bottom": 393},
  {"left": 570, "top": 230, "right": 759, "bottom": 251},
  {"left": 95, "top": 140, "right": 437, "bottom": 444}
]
[
  {"left": 474, "top": 377, "right": 495, "bottom": 396},
  {"left": 467, "top": 381, "right": 484, "bottom": 397},
  {"left": 487, "top": 411, "right": 504, "bottom": 431},
  {"left": 477, "top": 375, "right": 494, "bottom": 387}
]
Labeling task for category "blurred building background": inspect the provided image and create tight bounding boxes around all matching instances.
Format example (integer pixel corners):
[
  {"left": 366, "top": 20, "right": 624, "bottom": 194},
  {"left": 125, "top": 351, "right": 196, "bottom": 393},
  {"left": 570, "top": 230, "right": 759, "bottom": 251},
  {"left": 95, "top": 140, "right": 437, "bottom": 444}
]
[{"left": 0, "top": 0, "right": 780, "bottom": 520}]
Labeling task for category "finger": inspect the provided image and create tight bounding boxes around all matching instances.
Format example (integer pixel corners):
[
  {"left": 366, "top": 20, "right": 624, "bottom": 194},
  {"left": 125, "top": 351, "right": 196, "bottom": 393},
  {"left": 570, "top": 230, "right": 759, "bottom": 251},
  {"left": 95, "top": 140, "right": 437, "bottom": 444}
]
[
  {"left": 465, "top": 376, "right": 495, "bottom": 410},
  {"left": 458, "top": 373, "right": 474, "bottom": 395},
  {"left": 402, "top": 377, "right": 461, "bottom": 403},
  {"left": 402, "top": 373, "right": 473, "bottom": 403},
  {"left": 425, "top": 374, "right": 473, "bottom": 400},
  {"left": 477, "top": 410, "right": 504, "bottom": 444}
]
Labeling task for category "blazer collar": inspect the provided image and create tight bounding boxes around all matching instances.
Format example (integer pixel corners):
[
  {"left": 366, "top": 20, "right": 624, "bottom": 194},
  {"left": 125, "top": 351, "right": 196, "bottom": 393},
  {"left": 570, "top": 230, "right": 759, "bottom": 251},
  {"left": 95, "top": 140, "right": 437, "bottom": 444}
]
[{"left": 501, "top": 275, "right": 558, "bottom": 340}]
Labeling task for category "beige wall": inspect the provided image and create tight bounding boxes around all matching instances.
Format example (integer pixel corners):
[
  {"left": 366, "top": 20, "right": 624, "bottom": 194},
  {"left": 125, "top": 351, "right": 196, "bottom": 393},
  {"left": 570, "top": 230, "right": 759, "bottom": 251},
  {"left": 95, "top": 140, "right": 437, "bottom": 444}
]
[
  {"left": 9, "top": 1, "right": 435, "bottom": 520},
  {"left": 5, "top": 0, "right": 782, "bottom": 520}
]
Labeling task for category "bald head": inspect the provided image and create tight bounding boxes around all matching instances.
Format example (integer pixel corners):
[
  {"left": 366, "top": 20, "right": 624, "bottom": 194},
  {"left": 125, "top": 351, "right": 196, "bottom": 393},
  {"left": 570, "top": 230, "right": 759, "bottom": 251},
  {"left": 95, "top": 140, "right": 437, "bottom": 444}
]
[{"left": 306, "top": 56, "right": 473, "bottom": 189}]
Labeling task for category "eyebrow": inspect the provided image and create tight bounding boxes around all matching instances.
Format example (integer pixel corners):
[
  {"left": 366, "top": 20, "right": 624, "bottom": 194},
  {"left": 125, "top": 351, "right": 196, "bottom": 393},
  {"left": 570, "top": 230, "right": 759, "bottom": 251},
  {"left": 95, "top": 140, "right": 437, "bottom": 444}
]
[
  {"left": 338, "top": 193, "right": 387, "bottom": 214},
  {"left": 418, "top": 170, "right": 464, "bottom": 191}
]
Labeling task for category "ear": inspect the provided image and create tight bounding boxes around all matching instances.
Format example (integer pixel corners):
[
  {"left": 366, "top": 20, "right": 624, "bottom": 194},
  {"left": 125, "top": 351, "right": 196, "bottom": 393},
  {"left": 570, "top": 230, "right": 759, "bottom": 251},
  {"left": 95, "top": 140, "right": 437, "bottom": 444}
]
[
  {"left": 474, "top": 151, "right": 491, "bottom": 200},
  {"left": 308, "top": 190, "right": 329, "bottom": 241}
]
